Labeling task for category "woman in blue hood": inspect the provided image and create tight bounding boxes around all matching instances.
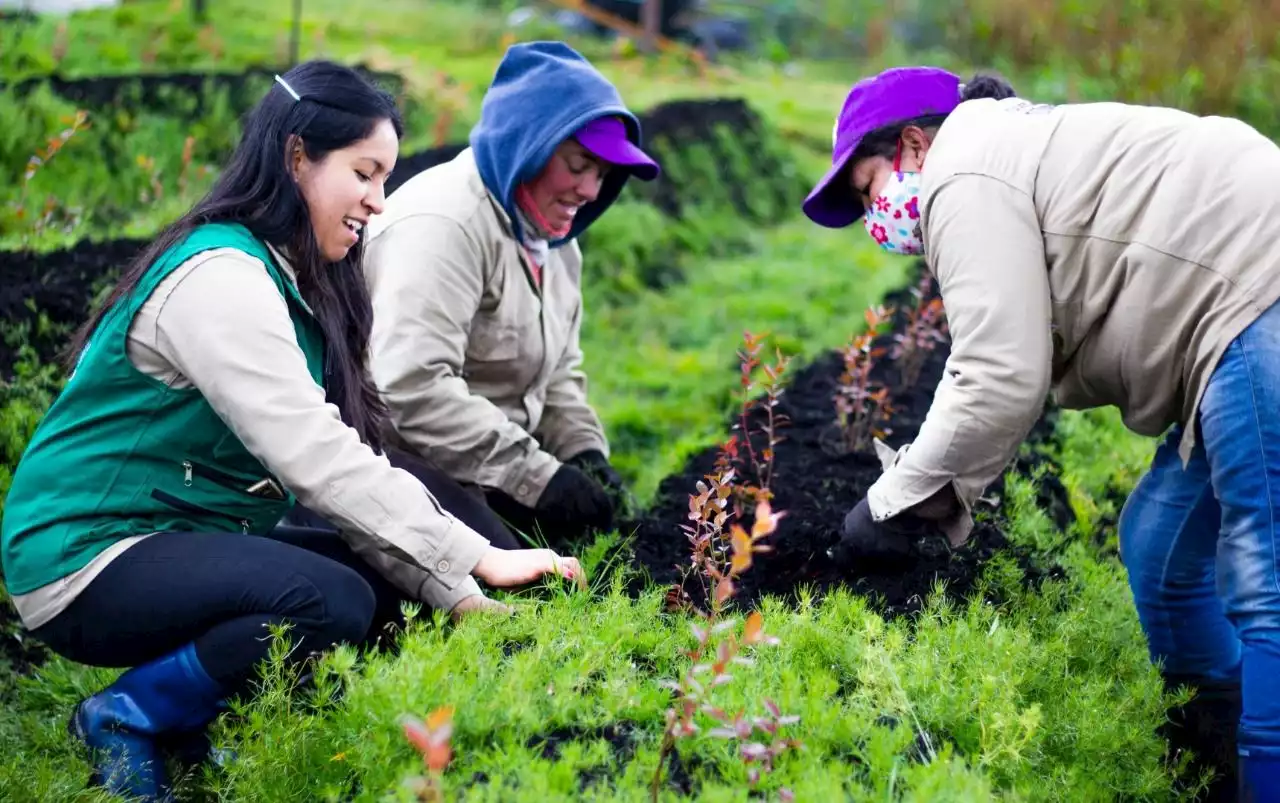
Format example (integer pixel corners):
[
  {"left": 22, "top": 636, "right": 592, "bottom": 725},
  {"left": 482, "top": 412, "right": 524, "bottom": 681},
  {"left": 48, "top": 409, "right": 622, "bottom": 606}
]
[{"left": 363, "top": 41, "right": 659, "bottom": 547}]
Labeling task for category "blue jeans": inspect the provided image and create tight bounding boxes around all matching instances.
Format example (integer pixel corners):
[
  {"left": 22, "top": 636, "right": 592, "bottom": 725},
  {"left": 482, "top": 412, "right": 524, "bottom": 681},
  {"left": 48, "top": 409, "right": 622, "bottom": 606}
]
[{"left": 1120, "top": 298, "right": 1280, "bottom": 763}]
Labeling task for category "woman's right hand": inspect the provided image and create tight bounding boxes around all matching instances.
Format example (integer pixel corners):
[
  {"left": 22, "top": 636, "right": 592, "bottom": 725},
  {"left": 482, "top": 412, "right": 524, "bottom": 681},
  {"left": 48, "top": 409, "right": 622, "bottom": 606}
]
[{"left": 472, "top": 546, "right": 582, "bottom": 588}]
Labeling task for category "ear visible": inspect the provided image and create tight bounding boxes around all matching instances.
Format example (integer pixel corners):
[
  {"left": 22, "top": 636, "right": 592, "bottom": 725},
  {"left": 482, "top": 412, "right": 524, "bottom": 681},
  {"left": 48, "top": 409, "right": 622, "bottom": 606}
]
[
  {"left": 901, "top": 125, "right": 933, "bottom": 169},
  {"left": 285, "top": 134, "right": 306, "bottom": 180}
]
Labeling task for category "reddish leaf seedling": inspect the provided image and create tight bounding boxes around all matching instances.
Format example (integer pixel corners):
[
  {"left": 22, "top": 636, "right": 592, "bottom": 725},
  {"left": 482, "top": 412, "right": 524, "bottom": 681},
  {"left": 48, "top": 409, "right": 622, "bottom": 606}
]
[{"left": 834, "top": 304, "right": 896, "bottom": 454}]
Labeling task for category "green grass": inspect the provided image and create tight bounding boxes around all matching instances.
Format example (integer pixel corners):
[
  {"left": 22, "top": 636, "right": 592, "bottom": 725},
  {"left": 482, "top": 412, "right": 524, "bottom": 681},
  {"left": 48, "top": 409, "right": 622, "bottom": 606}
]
[{"left": 0, "top": 482, "right": 1179, "bottom": 802}]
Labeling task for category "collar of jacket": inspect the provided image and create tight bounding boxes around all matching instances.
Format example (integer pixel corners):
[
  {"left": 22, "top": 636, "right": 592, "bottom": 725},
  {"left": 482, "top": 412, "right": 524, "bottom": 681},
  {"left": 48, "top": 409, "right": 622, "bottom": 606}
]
[
  {"left": 466, "top": 151, "right": 553, "bottom": 264},
  {"left": 264, "top": 241, "right": 315, "bottom": 315}
]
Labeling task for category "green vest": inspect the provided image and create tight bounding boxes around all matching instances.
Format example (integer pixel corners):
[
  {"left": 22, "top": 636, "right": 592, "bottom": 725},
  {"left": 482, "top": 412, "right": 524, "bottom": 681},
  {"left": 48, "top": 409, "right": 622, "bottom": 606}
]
[{"left": 0, "top": 223, "right": 326, "bottom": 595}]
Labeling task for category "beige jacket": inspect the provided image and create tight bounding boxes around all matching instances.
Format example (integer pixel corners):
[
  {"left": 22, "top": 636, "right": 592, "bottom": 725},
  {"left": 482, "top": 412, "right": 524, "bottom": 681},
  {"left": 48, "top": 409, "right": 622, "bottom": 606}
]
[
  {"left": 868, "top": 97, "right": 1280, "bottom": 545},
  {"left": 12, "top": 245, "right": 491, "bottom": 630},
  {"left": 362, "top": 149, "right": 608, "bottom": 510}
]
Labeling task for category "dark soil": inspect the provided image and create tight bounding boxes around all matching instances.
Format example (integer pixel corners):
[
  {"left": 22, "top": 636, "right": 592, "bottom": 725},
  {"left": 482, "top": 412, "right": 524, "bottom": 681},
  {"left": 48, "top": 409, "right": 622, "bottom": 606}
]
[
  {"left": 526, "top": 723, "right": 707, "bottom": 796},
  {"left": 622, "top": 97, "right": 805, "bottom": 220},
  {"left": 0, "top": 236, "right": 149, "bottom": 378},
  {"left": 456, "top": 721, "right": 704, "bottom": 795},
  {"left": 620, "top": 266, "right": 1073, "bottom": 618}
]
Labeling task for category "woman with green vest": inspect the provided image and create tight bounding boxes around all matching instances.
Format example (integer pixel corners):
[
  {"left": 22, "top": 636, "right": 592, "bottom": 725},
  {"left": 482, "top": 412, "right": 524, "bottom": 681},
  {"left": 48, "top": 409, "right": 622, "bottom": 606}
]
[{"left": 0, "top": 60, "right": 581, "bottom": 802}]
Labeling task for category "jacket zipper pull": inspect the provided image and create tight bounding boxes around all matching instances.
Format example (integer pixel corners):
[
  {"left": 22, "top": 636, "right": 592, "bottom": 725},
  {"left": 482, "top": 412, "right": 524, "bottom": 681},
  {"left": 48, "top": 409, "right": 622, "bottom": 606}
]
[{"left": 183, "top": 461, "right": 193, "bottom": 487}]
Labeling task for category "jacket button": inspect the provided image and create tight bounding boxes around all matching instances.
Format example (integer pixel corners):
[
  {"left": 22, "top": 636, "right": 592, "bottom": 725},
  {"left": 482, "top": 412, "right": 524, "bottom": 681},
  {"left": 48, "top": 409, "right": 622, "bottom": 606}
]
[
  {"left": 437, "top": 560, "right": 450, "bottom": 573},
  {"left": 519, "top": 484, "right": 529, "bottom": 496}
]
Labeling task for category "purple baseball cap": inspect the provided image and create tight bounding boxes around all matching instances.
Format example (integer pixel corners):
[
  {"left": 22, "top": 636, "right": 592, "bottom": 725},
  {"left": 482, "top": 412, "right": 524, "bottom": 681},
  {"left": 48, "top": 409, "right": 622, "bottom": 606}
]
[
  {"left": 573, "top": 116, "right": 661, "bottom": 181},
  {"left": 802, "top": 66, "right": 963, "bottom": 229}
]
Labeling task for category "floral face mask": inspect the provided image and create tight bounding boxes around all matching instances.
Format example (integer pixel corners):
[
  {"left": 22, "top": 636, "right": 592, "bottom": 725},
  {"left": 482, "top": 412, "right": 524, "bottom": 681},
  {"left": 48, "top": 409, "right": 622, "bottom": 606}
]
[{"left": 863, "top": 141, "right": 924, "bottom": 256}]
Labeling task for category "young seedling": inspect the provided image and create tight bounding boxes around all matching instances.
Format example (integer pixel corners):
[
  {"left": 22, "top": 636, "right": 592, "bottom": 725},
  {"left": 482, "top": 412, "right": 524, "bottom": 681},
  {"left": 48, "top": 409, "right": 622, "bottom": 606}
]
[
  {"left": 653, "top": 500, "right": 800, "bottom": 801},
  {"left": 890, "top": 273, "right": 948, "bottom": 387},
  {"left": 834, "top": 305, "right": 895, "bottom": 454},
  {"left": 677, "top": 463, "right": 739, "bottom": 611},
  {"left": 675, "top": 331, "right": 792, "bottom": 612},
  {"left": 732, "top": 330, "right": 792, "bottom": 503},
  {"left": 400, "top": 706, "right": 454, "bottom": 802},
  {"left": 654, "top": 333, "right": 801, "bottom": 799},
  {"left": 8, "top": 110, "right": 90, "bottom": 247}
]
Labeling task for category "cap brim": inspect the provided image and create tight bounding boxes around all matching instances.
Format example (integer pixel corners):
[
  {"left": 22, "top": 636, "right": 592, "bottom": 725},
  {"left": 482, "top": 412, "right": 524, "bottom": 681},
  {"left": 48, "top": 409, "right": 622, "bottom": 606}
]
[
  {"left": 577, "top": 134, "right": 661, "bottom": 182},
  {"left": 801, "top": 148, "right": 863, "bottom": 228}
]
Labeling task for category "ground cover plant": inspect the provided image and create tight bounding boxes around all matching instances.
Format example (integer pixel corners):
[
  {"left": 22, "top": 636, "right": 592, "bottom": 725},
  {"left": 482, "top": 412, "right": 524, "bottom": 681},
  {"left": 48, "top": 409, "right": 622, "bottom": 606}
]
[{"left": 0, "top": 0, "right": 1239, "bottom": 800}]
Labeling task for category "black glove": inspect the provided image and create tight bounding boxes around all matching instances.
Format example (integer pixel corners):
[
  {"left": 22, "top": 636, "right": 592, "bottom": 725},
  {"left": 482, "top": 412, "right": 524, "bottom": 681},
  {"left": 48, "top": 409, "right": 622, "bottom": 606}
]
[
  {"left": 827, "top": 497, "right": 920, "bottom": 568},
  {"left": 535, "top": 462, "right": 615, "bottom": 533},
  {"left": 566, "top": 449, "right": 627, "bottom": 510}
]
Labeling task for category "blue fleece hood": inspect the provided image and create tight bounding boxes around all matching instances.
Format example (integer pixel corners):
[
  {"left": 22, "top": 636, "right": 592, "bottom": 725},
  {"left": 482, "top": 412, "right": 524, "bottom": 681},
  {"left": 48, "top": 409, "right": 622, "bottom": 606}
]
[{"left": 469, "top": 41, "right": 644, "bottom": 246}]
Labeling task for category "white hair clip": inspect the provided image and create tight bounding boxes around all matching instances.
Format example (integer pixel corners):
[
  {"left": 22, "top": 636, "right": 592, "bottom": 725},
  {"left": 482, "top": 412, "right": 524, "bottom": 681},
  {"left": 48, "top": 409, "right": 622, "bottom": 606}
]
[{"left": 274, "top": 74, "right": 301, "bottom": 102}]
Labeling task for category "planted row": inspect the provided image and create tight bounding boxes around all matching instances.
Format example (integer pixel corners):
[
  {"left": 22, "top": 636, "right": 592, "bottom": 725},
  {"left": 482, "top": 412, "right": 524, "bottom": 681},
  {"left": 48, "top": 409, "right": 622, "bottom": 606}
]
[
  {"left": 1, "top": 95, "right": 803, "bottom": 378},
  {"left": 624, "top": 265, "right": 1071, "bottom": 616}
]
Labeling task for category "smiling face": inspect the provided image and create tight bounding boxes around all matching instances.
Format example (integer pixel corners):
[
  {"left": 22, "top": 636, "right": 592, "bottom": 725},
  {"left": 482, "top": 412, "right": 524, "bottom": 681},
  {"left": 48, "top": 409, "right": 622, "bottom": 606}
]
[
  {"left": 525, "top": 138, "right": 613, "bottom": 235},
  {"left": 292, "top": 118, "right": 400, "bottom": 261}
]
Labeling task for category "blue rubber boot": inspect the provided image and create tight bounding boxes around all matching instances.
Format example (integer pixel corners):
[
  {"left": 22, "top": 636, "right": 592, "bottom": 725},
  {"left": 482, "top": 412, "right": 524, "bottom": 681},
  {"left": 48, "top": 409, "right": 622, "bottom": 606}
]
[
  {"left": 1239, "top": 731, "right": 1280, "bottom": 803},
  {"left": 69, "top": 642, "right": 225, "bottom": 802}
]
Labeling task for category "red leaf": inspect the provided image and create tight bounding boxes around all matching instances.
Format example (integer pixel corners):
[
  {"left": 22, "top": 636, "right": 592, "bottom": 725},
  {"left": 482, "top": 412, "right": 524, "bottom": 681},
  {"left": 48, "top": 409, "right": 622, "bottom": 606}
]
[{"left": 715, "top": 577, "right": 736, "bottom": 604}]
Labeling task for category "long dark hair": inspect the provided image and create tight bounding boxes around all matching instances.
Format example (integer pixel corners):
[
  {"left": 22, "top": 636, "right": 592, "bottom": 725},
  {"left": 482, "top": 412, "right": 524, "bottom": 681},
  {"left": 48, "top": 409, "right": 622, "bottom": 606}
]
[
  {"left": 851, "top": 72, "right": 1018, "bottom": 162},
  {"left": 65, "top": 60, "right": 403, "bottom": 452}
]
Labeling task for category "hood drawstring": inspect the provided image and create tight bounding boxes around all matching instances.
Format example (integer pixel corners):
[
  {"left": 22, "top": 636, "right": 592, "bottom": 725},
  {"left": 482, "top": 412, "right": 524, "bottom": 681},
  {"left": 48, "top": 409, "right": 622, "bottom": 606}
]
[
  {"left": 515, "top": 183, "right": 578, "bottom": 287},
  {"left": 513, "top": 184, "right": 556, "bottom": 287},
  {"left": 515, "top": 184, "right": 572, "bottom": 244}
]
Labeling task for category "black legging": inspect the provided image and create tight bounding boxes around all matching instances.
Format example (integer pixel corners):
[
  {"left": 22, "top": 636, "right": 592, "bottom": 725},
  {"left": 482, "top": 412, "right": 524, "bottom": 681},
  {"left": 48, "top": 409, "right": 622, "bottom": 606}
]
[{"left": 31, "top": 447, "right": 520, "bottom": 695}]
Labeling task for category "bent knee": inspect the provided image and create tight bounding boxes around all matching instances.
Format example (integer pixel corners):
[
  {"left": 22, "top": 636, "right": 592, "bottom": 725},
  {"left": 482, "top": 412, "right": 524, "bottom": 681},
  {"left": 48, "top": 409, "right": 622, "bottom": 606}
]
[
  {"left": 320, "top": 566, "right": 377, "bottom": 646},
  {"left": 275, "top": 565, "right": 376, "bottom": 649}
]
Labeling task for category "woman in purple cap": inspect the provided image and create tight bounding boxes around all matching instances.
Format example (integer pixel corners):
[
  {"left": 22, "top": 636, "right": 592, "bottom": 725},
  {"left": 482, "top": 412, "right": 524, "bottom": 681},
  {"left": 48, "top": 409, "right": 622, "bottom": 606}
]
[
  {"left": 808, "top": 64, "right": 1280, "bottom": 800},
  {"left": 362, "top": 41, "right": 660, "bottom": 550}
]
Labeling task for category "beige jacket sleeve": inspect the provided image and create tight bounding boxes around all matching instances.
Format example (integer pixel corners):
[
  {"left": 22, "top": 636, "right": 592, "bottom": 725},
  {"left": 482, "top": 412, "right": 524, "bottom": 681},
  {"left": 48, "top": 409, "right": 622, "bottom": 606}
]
[
  {"left": 534, "top": 291, "right": 609, "bottom": 461},
  {"left": 866, "top": 174, "right": 1053, "bottom": 545},
  {"left": 366, "top": 215, "right": 560, "bottom": 505},
  {"left": 154, "top": 250, "right": 491, "bottom": 611}
]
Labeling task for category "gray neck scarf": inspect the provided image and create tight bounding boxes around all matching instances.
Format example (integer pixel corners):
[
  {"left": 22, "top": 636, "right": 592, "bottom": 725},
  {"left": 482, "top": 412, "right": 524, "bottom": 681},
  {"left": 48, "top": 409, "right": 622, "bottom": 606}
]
[{"left": 515, "top": 207, "right": 550, "bottom": 268}]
